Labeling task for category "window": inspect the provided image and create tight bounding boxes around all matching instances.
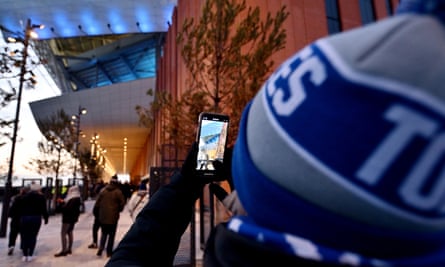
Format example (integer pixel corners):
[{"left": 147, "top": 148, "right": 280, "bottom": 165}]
[
  {"left": 359, "top": 0, "right": 376, "bottom": 24},
  {"left": 325, "top": 0, "right": 341, "bottom": 34},
  {"left": 385, "top": 0, "right": 394, "bottom": 16}
]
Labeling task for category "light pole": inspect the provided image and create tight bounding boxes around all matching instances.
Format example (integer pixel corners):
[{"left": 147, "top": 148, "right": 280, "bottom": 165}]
[
  {"left": 72, "top": 106, "right": 87, "bottom": 179},
  {"left": 72, "top": 106, "right": 87, "bottom": 201},
  {"left": 0, "top": 19, "right": 44, "bottom": 238}
]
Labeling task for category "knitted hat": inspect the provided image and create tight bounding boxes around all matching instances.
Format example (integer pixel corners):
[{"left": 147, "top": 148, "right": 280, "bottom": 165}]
[
  {"left": 231, "top": 6, "right": 445, "bottom": 264},
  {"left": 65, "top": 185, "right": 81, "bottom": 202},
  {"left": 396, "top": 0, "right": 445, "bottom": 24}
]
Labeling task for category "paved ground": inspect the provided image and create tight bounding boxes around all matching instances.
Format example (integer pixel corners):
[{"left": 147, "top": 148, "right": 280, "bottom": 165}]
[{"left": 0, "top": 199, "right": 203, "bottom": 267}]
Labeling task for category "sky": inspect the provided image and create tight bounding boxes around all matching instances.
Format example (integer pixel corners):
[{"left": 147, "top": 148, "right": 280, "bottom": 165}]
[{"left": 0, "top": 31, "right": 61, "bottom": 184}]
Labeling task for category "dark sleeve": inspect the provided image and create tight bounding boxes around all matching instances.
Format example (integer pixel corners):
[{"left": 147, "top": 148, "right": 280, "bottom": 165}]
[
  {"left": 93, "top": 193, "right": 101, "bottom": 216},
  {"left": 118, "top": 191, "right": 126, "bottom": 212},
  {"left": 40, "top": 195, "right": 49, "bottom": 222},
  {"left": 8, "top": 196, "right": 19, "bottom": 218},
  {"left": 65, "top": 198, "right": 81, "bottom": 221},
  {"left": 105, "top": 171, "right": 202, "bottom": 267},
  {"left": 93, "top": 204, "right": 99, "bottom": 217}
]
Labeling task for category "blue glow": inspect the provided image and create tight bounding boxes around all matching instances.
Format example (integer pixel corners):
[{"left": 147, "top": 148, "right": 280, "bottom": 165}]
[
  {"left": 1, "top": 19, "right": 21, "bottom": 37},
  {"left": 1, "top": 14, "right": 55, "bottom": 39},
  {"left": 107, "top": 8, "right": 129, "bottom": 34},
  {"left": 0, "top": 1, "right": 178, "bottom": 39},
  {"left": 135, "top": 6, "right": 151, "bottom": 32},
  {"left": 80, "top": 9, "right": 100, "bottom": 36},
  {"left": 53, "top": 10, "right": 73, "bottom": 37}
]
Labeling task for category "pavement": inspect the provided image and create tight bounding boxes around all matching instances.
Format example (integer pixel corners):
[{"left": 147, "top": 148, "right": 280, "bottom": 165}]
[
  {"left": 0, "top": 199, "right": 203, "bottom": 267},
  {"left": 0, "top": 200, "right": 132, "bottom": 267}
]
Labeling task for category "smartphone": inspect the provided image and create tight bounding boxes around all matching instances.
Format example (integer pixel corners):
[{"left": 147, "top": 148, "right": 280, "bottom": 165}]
[{"left": 195, "top": 112, "right": 230, "bottom": 176}]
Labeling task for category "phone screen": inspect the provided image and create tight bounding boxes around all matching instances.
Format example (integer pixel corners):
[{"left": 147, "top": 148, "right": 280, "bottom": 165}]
[{"left": 196, "top": 113, "right": 229, "bottom": 174}]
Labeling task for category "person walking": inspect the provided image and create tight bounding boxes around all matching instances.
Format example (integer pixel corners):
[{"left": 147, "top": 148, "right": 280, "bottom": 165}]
[
  {"left": 87, "top": 205, "right": 100, "bottom": 249},
  {"left": 19, "top": 183, "right": 49, "bottom": 262},
  {"left": 88, "top": 180, "right": 105, "bottom": 249},
  {"left": 54, "top": 185, "right": 82, "bottom": 257},
  {"left": 127, "top": 179, "right": 149, "bottom": 221},
  {"left": 94, "top": 175, "right": 126, "bottom": 257},
  {"left": 7, "top": 186, "right": 29, "bottom": 256}
]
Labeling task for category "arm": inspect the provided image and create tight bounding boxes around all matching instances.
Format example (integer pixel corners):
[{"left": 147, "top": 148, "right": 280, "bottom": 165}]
[
  {"left": 93, "top": 193, "right": 101, "bottom": 217},
  {"left": 106, "top": 170, "right": 202, "bottom": 266},
  {"left": 8, "top": 196, "right": 19, "bottom": 218},
  {"left": 106, "top": 142, "right": 231, "bottom": 267},
  {"left": 118, "top": 191, "right": 126, "bottom": 212},
  {"left": 40, "top": 194, "right": 49, "bottom": 224}
]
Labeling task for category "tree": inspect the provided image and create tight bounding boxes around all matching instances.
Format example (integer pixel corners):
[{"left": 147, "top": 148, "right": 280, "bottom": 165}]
[
  {"left": 28, "top": 109, "right": 76, "bottom": 178},
  {"left": 78, "top": 149, "right": 104, "bottom": 185},
  {"left": 26, "top": 138, "right": 72, "bottom": 177},
  {"left": 138, "top": 0, "right": 289, "bottom": 155},
  {"left": 27, "top": 109, "right": 104, "bottom": 188},
  {"left": 177, "top": 0, "right": 288, "bottom": 144},
  {"left": 0, "top": 46, "right": 21, "bottom": 147},
  {"left": 136, "top": 87, "right": 210, "bottom": 167},
  {"left": 26, "top": 109, "right": 78, "bottom": 211},
  {"left": 0, "top": 35, "right": 39, "bottom": 147}
]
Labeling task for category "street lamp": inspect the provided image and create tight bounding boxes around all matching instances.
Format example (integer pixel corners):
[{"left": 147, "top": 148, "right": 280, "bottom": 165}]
[
  {"left": 0, "top": 19, "right": 44, "bottom": 237},
  {"left": 72, "top": 106, "right": 87, "bottom": 179}
]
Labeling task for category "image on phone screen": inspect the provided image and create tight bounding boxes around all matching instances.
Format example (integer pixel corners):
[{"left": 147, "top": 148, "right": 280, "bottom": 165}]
[{"left": 196, "top": 115, "right": 229, "bottom": 171}]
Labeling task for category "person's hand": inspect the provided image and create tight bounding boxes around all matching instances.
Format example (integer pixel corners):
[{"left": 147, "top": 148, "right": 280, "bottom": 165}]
[
  {"left": 180, "top": 142, "right": 199, "bottom": 180},
  {"left": 180, "top": 142, "right": 233, "bottom": 186}
]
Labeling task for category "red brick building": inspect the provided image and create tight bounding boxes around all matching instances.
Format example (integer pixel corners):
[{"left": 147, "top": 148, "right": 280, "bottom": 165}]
[{"left": 133, "top": 0, "right": 401, "bottom": 174}]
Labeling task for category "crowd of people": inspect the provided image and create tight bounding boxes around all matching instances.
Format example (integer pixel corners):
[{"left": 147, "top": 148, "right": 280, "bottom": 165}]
[
  {"left": 4, "top": 175, "right": 138, "bottom": 263},
  {"left": 7, "top": 182, "right": 48, "bottom": 262}
]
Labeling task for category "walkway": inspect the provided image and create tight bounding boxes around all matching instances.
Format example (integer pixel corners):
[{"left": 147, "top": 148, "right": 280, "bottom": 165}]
[{"left": 0, "top": 199, "right": 203, "bottom": 267}]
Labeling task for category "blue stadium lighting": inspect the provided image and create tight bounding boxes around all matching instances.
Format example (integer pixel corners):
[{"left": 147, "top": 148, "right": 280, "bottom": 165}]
[
  {"left": 53, "top": 12, "right": 73, "bottom": 37},
  {"left": 0, "top": 1, "right": 177, "bottom": 38},
  {"left": 80, "top": 10, "right": 100, "bottom": 36},
  {"left": 107, "top": 9, "right": 129, "bottom": 34},
  {"left": 87, "top": 25, "right": 99, "bottom": 36},
  {"left": 135, "top": 9, "right": 150, "bottom": 32}
]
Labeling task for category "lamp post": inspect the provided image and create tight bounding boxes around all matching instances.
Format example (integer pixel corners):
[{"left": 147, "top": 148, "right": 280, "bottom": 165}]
[
  {"left": 72, "top": 106, "right": 87, "bottom": 179},
  {"left": 0, "top": 19, "right": 43, "bottom": 238},
  {"left": 72, "top": 106, "right": 87, "bottom": 201}
]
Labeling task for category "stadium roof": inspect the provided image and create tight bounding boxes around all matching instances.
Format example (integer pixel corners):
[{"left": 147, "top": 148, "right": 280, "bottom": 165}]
[{"left": 0, "top": 1, "right": 177, "bottom": 177}]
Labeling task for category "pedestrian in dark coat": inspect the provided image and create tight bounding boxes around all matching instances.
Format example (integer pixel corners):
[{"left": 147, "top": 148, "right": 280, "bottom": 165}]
[
  {"left": 94, "top": 175, "right": 126, "bottom": 257},
  {"left": 19, "top": 183, "right": 48, "bottom": 262},
  {"left": 87, "top": 204, "right": 100, "bottom": 249},
  {"left": 54, "top": 185, "right": 82, "bottom": 257},
  {"left": 7, "top": 186, "right": 29, "bottom": 256},
  {"left": 88, "top": 181, "right": 105, "bottom": 249}
]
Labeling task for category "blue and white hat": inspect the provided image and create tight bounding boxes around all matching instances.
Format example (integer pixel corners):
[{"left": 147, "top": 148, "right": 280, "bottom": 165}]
[
  {"left": 231, "top": 5, "right": 445, "bottom": 264},
  {"left": 396, "top": 0, "right": 445, "bottom": 25}
]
